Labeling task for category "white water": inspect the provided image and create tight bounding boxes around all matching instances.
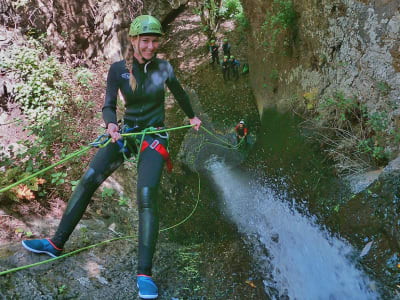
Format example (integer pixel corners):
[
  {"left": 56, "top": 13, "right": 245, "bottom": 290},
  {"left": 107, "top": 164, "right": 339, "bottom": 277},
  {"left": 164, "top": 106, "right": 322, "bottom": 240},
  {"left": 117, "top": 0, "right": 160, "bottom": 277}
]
[{"left": 208, "top": 160, "right": 378, "bottom": 300}]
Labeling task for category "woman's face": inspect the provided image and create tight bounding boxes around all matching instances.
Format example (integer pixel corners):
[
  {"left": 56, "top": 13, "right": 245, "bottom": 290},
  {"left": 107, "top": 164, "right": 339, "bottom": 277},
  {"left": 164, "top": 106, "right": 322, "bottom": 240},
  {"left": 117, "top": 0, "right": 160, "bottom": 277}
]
[{"left": 132, "top": 35, "right": 160, "bottom": 61}]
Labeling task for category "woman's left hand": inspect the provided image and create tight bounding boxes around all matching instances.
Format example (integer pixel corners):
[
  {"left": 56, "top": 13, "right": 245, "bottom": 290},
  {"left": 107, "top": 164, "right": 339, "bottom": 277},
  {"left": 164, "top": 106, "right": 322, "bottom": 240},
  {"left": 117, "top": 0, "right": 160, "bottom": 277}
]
[{"left": 189, "top": 116, "right": 202, "bottom": 131}]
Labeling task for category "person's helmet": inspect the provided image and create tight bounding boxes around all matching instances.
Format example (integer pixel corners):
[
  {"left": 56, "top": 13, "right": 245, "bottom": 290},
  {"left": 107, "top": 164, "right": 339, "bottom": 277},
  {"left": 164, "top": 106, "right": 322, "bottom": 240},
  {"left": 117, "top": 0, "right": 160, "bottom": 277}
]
[
  {"left": 224, "top": 55, "right": 228, "bottom": 59},
  {"left": 210, "top": 39, "right": 215, "bottom": 44},
  {"left": 224, "top": 38, "right": 228, "bottom": 42},
  {"left": 230, "top": 55, "right": 234, "bottom": 59},
  {"left": 239, "top": 120, "right": 245, "bottom": 124},
  {"left": 129, "top": 15, "right": 163, "bottom": 37}
]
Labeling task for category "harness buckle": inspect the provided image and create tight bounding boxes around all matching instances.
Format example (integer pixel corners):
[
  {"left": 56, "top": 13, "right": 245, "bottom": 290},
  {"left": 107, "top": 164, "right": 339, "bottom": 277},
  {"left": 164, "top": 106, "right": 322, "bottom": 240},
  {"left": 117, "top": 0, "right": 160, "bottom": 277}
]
[{"left": 150, "top": 139, "right": 160, "bottom": 149}]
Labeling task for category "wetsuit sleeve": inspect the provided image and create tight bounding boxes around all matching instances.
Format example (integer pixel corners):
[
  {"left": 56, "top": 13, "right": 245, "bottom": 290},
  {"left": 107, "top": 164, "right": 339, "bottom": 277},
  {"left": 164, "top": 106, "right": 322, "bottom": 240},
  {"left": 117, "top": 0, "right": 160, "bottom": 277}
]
[
  {"left": 102, "top": 63, "right": 119, "bottom": 126},
  {"left": 166, "top": 63, "right": 195, "bottom": 119}
]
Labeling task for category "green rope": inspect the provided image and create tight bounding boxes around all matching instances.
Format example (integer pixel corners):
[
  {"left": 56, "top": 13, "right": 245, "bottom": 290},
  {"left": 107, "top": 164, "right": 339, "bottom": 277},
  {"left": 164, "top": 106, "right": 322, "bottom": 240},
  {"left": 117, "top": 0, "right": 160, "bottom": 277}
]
[
  {"left": 0, "top": 236, "right": 134, "bottom": 276},
  {"left": 160, "top": 171, "right": 201, "bottom": 232},
  {"left": 0, "top": 123, "right": 244, "bottom": 276},
  {"left": 0, "top": 172, "right": 202, "bottom": 277},
  {"left": 200, "top": 126, "right": 245, "bottom": 149},
  {"left": 0, "top": 146, "right": 92, "bottom": 194},
  {"left": 0, "top": 125, "right": 194, "bottom": 194}
]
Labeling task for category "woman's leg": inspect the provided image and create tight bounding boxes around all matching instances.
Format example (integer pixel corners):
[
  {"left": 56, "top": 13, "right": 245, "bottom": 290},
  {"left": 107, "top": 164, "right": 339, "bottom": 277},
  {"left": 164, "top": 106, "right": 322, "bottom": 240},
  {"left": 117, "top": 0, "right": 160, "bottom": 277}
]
[
  {"left": 51, "top": 142, "right": 124, "bottom": 248},
  {"left": 136, "top": 137, "right": 167, "bottom": 276}
]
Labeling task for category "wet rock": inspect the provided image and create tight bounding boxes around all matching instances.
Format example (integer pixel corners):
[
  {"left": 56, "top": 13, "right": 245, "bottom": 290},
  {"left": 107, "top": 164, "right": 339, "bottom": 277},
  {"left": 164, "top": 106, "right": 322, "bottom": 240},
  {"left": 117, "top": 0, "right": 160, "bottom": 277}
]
[
  {"left": 271, "top": 234, "right": 279, "bottom": 243},
  {"left": 345, "top": 169, "right": 382, "bottom": 194}
]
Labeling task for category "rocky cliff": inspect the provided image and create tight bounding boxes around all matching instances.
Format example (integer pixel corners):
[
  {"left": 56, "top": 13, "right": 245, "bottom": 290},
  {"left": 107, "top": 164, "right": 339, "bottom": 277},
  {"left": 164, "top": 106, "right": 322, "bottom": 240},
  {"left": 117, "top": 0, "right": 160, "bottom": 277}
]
[
  {"left": 1, "top": 0, "right": 188, "bottom": 62},
  {"left": 240, "top": 0, "right": 400, "bottom": 175},
  {"left": 242, "top": 0, "right": 400, "bottom": 116}
]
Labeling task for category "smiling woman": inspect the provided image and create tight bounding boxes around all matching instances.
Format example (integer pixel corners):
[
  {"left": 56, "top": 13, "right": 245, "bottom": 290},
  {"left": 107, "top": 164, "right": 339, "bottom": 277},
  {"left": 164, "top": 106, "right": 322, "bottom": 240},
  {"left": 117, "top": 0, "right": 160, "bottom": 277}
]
[{"left": 21, "top": 14, "right": 201, "bottom": 300}]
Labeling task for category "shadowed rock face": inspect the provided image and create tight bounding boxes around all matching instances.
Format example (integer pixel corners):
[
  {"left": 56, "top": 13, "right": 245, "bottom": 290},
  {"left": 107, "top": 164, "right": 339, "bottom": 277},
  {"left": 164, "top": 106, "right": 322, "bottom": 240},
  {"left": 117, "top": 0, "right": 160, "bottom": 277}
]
[{"left": 2, "top": 0, "right": 189, "bottom": 63}]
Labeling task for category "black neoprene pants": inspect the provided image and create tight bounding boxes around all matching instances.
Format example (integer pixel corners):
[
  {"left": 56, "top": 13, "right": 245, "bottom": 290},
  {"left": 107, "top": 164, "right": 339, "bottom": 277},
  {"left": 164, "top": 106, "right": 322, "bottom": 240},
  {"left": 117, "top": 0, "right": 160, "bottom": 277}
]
[{"left": 51, "top": 135, "right": 167, "bottom": 276}]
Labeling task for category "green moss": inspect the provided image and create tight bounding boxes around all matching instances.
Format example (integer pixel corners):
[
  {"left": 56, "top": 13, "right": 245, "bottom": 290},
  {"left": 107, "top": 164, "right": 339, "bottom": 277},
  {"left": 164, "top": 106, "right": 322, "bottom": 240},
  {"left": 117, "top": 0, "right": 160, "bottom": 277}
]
[{"left": 261, "top": 0, "right": 298, "bottom": 54}]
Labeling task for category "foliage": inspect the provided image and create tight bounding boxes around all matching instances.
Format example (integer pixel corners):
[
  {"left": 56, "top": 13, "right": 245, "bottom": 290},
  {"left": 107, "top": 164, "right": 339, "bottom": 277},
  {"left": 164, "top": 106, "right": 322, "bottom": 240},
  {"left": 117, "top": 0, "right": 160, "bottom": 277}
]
[
  {"left": 101, "top": 187, "right": 115, "bottom": 200},
  {"left": 118, "top": 194, "right": 129, "bottom": 206},
  {"left": 15, "top": 228, "right": 32, "bottom": 237},
  {"left": 261, "top": 0, "right": 297, "bottom": 54},
  {"left": 220, "top": 0, "right": 242, "bottom": 18},
  {"left": 270, "top": 69, "right": 279, "bottom": 81},
  {"left": 235, "top": 11, "right": 250, "bottom": 43},
  {"left": 176, "top": 244, "right": 204, "bottom": 294},
  {"left": 0, "top": 37, "right": 95, "bottom": 203},
  {"left": 11, "top": 0, "right": 29, "bottom": 10},
  {"left": 194, "top": 0, "right": 224, "bottom": 39},
  {"left": 75, "top": 67, "right": 94, "bottom": 89},
  {"left": 377, "top": 81, "right": 390, "bottom": 96},
  {"left": 0, "top": 38, "right": 70, "bottom": 130},
  {"left": 300, "top": 90, "right": 397, "bottom": 175},
  {"left": 58, "top": 284, "right": 67, "bottom": 295},
  {"left": 51, "top": 172, "right": 68, "bottom": 185}
]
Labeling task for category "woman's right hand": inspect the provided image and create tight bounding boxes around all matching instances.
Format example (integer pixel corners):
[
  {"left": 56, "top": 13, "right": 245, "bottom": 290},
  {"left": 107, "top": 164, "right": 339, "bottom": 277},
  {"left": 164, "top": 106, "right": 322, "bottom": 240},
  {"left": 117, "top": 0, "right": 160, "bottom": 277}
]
[{"left": 107, "top": 123, "right": 122, "bottom": 143}]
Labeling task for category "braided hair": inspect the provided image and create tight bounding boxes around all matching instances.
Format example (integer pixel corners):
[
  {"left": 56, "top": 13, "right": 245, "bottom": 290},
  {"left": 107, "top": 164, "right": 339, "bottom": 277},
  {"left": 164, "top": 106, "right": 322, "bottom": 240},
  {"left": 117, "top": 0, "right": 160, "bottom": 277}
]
[{"left": 124, "top": 37, "right": 140, "bottom": 92}]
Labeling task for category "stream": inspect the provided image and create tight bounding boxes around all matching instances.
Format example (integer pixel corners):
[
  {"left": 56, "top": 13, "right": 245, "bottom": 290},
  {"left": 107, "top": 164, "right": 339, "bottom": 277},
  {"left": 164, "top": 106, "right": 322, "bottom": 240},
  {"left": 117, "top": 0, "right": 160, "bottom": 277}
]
[{"left": 204, "top": 108, "right": 380, "bottom": 299}]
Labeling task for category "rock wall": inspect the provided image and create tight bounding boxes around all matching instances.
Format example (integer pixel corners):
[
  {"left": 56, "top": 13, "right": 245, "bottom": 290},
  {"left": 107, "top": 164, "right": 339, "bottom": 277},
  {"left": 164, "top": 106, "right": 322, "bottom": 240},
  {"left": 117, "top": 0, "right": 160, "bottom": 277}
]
[
  {"left": 241, "top": 0, "right": 400, "bottom": 122},
  {"left": 2, "top": 0, "right": 188, "bottom": 62}
]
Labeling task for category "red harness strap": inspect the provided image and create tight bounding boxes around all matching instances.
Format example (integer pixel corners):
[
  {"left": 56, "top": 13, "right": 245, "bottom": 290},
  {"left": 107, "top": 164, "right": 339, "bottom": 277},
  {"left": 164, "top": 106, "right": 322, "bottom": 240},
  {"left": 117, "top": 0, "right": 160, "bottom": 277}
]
[{"left": 141, "top": 139, "right": 173, "bottom": 173}]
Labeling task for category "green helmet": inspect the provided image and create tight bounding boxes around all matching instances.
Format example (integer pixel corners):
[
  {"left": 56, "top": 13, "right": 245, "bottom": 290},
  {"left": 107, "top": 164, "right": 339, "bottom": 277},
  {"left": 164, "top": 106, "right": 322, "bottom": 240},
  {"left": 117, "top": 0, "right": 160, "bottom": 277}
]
[
  {"left": 230, "top": 55, "right": 234, "bottom": 59},
  {"left": 224, "top": 38, "right": 228, "bottom": 42},
  {"left": 224, "top": 55, "right": 228, "bottom": 59},
  {"left": 129, "top": 15, "right": 162, "bottom": 36},
  {"left": 210, "top": 39, "right": 215, "bottom": 44}
]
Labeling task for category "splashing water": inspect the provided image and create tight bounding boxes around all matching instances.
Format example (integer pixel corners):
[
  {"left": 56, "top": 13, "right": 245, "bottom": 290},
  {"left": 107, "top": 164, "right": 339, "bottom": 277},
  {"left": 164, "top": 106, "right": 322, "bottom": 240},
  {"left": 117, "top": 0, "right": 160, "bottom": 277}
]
[{"left": 208, "top": 160, "right": 378, "bottom": 300}]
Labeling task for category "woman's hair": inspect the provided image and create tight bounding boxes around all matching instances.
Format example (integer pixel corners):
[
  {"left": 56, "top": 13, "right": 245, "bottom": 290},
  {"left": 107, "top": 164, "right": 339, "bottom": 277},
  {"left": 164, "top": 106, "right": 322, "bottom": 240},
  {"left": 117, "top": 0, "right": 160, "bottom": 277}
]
[{"left": 124, "top": 37, "right": 139, "bottom": 92}]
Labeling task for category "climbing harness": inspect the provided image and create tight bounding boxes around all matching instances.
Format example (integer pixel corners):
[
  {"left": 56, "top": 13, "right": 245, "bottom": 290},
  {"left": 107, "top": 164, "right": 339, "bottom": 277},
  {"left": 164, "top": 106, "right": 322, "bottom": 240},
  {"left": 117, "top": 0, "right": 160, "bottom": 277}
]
[
  {"left": 141, "top": 137, "right": 173, "bottom": 173},
  {"left": 116, "top": 125, "right": 173, "bottom": 173},
  {"left": 0, "top": 123, "right": 244, "bottom": 276}
]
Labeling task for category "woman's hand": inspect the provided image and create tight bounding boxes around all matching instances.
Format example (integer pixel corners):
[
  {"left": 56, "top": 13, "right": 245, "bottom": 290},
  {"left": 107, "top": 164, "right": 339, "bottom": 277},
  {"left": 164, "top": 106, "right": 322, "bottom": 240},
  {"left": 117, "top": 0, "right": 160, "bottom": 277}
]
[
  {"left": 189, "top": 116, "right": 202, "bottom": 131},
  {"left": 107, "top": 123, "right": 122, "bottom": 143}
]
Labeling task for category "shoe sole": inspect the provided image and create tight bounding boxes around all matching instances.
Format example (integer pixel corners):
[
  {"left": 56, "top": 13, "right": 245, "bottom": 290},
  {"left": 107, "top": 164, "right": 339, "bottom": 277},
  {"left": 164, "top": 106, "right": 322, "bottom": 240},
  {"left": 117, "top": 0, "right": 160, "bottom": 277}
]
[
  {"left": 137, "top": 283, "right": 158, "bottom": 299},
  {"left": 21, "top": 241, "right": 59, "bottom": 258}
]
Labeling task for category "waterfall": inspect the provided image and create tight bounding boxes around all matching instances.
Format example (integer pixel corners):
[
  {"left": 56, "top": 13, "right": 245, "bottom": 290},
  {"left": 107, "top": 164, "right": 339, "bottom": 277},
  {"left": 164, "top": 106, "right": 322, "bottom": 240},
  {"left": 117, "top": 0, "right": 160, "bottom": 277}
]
[{"left": 208, "top": 160, "right": 378, "bottom": 300}]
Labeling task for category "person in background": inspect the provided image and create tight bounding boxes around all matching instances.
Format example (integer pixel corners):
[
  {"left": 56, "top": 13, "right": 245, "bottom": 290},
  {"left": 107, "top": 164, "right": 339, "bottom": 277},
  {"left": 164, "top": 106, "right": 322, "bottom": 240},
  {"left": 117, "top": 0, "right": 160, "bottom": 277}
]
[
  {"left": 222, "top": 37, "right": 231, "bottom": 58},
  {"left": 209, "top": 39, "right": 219, "bottom": 66},
  {"left": 21, "top": 15, "right": 202, "bottom": 299},
  {"left": 229, "top": 55, "right": 240, "bottom": 81},
  {"left": 235, "top": 120, "right": 248, "bottom": 144},
  {"left": 221, "top": 55, "right": 231, "bottom": 81}
]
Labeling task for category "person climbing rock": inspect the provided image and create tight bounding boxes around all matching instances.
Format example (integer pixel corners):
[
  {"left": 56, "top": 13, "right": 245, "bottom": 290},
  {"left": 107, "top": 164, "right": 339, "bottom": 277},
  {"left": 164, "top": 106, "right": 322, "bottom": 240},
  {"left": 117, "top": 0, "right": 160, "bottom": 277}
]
[
  {"left": 222, "top": 37, "right": 231, "bottom": 58},
  {"left": 209, "top": 39, "right": 219, "bottom": 66},
  {"left": 235, "top": 120, "right": 248, "bottom": 144},
  {"left": 221, "top": 55, "right": 231, "bottom": 81},
  {"left": 229, "top": 55, "right": 240, "bottom": 81},
  {"left": 21, "top": 15, "right": 202, "bottom": 300}
]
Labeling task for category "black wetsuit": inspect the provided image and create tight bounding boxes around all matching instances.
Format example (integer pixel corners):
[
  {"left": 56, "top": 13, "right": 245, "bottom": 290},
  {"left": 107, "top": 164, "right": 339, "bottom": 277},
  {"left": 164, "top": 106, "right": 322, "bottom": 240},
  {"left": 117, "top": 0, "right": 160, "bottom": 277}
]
[
  {"left": 222, "top": 42, "right": 231, "bottom": 58},
  {"left": 210, "top": 45, "right": 219, "bottom": 65},
  {"left": 230, "top": 58, "right": 240, "bottom": 80},
  {"left": 51, "top": 57, "right": 195, "bottom": 276},
  {"left": 221, "top": 59, "right": 230, "bottom": 81}
]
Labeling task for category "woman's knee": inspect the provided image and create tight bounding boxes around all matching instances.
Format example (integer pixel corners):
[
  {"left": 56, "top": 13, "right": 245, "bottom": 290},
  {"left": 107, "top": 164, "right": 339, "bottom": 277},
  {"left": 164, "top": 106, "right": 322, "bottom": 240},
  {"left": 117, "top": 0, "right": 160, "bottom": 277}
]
[
  {"left": 137, "top": 186, "right": 159, "bottom": 211},
  {"left": 80, "top": 167, "right": 107, "bottom": 188}
]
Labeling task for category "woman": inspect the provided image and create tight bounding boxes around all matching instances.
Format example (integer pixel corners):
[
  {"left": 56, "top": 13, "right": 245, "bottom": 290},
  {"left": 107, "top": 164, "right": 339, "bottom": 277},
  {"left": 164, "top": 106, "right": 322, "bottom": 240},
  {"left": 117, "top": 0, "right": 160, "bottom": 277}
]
[{"left": 22, "top": 15, "right": 201, "bottom": 299}]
